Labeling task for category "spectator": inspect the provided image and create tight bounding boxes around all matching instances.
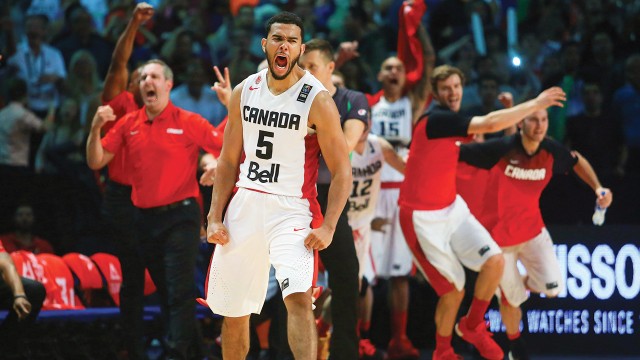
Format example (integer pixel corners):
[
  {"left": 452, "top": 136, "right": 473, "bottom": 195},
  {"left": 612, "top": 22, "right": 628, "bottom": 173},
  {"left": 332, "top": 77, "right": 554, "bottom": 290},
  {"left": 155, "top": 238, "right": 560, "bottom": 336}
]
[
  {"left": 0, "top": 239, "right": 46, "bottom": 348},
  {"left": 63, "top": 49, "right": 103, "bottom": 128},
  {"left": 613, "top": 53, "right": 640, "bottom": 176},
  {"left": 566, "top": 82, "right": 624, "bottom": 178},
  {"left": 0, "top": 204, "right": 53, "bottom": 254},
  {"left": 7, "top": 14, "right": 66, "bottom": 118},
  {"left": 170, "top": 59, "right": 227, "bottom": 126},
  {"left": 53, "top": 3, "right": 114, "bottom": 78},
  {"left": 35, "top": 98, "right": 84, "bottom": 175},
  {"left": 0, "top": 77, "right": 53, "bottom": 235}
]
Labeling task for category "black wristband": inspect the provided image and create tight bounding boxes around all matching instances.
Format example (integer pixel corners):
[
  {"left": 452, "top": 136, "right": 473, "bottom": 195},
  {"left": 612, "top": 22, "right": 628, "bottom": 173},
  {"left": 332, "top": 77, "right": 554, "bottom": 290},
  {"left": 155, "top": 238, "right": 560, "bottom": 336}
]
[{"left": 13, "top": 294, "right": 27, "bottom": 300}]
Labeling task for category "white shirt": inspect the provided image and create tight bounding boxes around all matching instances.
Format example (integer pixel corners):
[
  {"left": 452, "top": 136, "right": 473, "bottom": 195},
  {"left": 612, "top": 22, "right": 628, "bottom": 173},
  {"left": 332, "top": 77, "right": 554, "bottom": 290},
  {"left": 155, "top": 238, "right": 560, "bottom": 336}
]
[
  {"left": 8, "top": 43, "right": 67, "bottom": 112},
  {"left": 371, "top": 96, "right": 411, "bottom": 182},
  {"left": 348, "top": 134, "right": 384, "bottom": 228}
]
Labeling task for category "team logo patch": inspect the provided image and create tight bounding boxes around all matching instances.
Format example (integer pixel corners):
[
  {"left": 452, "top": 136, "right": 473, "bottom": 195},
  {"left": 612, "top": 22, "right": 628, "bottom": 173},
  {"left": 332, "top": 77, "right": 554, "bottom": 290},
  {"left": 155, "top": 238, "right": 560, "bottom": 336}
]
[
  {"left": 297, "top": 84, "right": 313, "bottom": 103},
  {"left": 281, "top": 278, "right": 290, "bottom": 291},
  {"left": 478, "top": 245, "right": 491, "bottom": 256},
  {"left": 546, "top": 281, "right": 558, "bottom": 290},
  {"left": 358, "top": 109, "right": 367, "bottom": 116},
  {"left": 256, "top": 75, "right": 262, "bottom": 85}
]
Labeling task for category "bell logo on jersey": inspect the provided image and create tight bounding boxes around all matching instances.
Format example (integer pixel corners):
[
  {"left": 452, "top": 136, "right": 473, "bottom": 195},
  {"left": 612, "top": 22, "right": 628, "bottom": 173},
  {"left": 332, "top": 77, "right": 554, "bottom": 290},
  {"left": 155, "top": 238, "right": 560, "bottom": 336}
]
[{"left": 247, "top": 161, "right": 280, "bottom": 183}]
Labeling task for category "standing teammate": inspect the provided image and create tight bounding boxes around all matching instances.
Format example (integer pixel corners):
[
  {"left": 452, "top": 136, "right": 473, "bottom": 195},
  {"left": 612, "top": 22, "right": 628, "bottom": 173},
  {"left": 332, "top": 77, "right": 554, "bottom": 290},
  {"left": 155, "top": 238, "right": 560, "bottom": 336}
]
[
  {"left": 459, "top": 108, "right": 613, "bottom": 360},
  {"left": 202, "top": 13, "right": 352, "bottom": 360},
  {"left": 398, "top": 65, "right": 566, "bottom": 360},
  {"left": 299, "top": 38, "right": 367, "bottom": 359},
  {"left": 100, "top": 4, "right": 151, "bottom": 358},
  {"left": 348, "top": 131, "right": 405, "bottom": 359}
]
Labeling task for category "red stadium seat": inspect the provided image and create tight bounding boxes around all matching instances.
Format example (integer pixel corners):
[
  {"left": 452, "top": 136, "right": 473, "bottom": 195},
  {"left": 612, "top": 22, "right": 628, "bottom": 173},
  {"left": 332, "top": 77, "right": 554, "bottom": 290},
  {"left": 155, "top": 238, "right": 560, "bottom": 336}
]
[
  {"left": 37, "top": 253, "right": 85, "bottom": 310},
  {"left": 90, "top": 253, "right": 123, "bottom": 306}
]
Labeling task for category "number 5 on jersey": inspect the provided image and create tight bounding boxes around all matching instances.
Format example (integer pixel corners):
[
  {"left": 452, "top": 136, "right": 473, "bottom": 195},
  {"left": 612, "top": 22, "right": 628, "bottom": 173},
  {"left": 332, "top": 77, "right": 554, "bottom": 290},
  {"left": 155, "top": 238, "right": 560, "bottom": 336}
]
[{"left": 248, "top": 130, "right": 281, "bottom": 183}]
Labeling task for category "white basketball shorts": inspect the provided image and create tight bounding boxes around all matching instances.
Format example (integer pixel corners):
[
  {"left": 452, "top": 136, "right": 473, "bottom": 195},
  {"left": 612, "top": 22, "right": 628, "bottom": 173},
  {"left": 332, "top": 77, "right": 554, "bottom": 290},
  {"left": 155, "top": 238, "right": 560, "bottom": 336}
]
[
  {"left": 498, "top": 227, "right": 564, "bottom": 307},
  {"left": 399, "top": 195, "right": 502, "bottom": 296},
  {"left": 201, "top": 188, "right": 318, "bottom": 317}
]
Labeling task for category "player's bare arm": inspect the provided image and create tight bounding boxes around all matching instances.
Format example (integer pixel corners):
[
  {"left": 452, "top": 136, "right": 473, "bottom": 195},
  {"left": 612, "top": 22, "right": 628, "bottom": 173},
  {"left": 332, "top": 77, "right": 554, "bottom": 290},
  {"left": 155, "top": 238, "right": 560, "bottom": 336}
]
[
  {"left": 306, "top": 91, "right": 352, "bottom": 250},
  {"left": 571, "top": 150, "right": 613, "bottom": 209},
  {"left": 86, "top": 105, "right": 116, "bottom": 169},
  {"left": 207, "top": 82, "right": 245, "bottom": 246},
  {"left": 0, "top": 252, "right": 31, "bottom": 320},
  {"left": 468, "top": 87, "right": 566, "bottom": 135},
  {"left": 343, "top": 119, "right": 367, "bottom": 152},
  {"left": 380, "top": 137, "right": 406, "bottom": 174},
  {"left": 103, "top": 2, "right": 154, "bottom": 102}
]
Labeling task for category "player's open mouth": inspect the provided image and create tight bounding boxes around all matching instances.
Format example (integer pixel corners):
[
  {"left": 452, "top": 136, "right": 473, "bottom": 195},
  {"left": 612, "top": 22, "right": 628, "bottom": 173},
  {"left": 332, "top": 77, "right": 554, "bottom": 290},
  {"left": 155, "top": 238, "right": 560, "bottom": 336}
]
[
  {"left": 275, "top": 55, "right": 288, "bottom": 70},
  {"left": 389, "top": 79, "right": 399, "bottom": 85}
]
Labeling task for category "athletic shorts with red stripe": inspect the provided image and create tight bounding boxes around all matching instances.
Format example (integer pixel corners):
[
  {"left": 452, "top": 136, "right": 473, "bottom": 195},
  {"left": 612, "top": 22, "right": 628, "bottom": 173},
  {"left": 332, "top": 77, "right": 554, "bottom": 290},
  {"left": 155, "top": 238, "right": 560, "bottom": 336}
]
[
  {"left": 498, "top": 227, "right": 564, "bottom": 307},
  {"left": 202, "top": 188, "right": 319, "bottom": 317},
  {"left": 399, "top": 195, "right": 502, "bottom": 296}
]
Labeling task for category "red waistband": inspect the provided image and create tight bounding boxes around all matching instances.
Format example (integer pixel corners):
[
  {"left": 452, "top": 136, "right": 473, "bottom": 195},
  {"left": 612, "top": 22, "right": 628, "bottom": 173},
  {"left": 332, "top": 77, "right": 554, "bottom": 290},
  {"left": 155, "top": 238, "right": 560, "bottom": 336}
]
[{"left": 381, "top": 182, "right": 402, "bottom": 189}]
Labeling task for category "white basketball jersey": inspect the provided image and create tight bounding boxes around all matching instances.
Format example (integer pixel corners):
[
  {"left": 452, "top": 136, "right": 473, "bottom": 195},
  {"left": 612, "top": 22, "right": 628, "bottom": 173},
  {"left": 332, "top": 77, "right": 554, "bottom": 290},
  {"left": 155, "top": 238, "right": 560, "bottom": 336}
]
[
  {"left": 236, "top": 69, "right": 326, "bottom": 198},
  {"left": 371, "top": 96, "right": 412, "bottom": 182},
  {"left": 348, "top": 134, "right": 384, "bottom": 228}
]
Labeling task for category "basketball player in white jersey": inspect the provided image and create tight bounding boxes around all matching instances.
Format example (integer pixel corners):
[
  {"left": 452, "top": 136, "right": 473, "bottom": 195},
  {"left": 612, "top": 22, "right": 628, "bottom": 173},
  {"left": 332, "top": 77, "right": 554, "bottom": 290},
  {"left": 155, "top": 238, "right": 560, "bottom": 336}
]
[
  {"left": 202, "top": 12, "right": 352, "bottom": 360},
  {"left": 348, "top": 130, "right": 405, "bottom": 357}
]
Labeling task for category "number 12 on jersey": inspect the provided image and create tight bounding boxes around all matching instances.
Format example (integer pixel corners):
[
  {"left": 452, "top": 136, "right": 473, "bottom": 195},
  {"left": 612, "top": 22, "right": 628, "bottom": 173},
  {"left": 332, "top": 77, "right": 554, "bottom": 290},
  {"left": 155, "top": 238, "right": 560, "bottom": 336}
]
[{"left": 349, "top": 179, "right": 372, "bottom": 212}]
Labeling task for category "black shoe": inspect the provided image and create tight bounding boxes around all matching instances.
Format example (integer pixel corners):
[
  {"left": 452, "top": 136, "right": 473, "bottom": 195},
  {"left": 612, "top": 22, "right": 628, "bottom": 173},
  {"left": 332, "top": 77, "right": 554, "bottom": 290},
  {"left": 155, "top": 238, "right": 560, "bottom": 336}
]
[{"left": 508, "top": 337, "right": 529, "bottom": 360}]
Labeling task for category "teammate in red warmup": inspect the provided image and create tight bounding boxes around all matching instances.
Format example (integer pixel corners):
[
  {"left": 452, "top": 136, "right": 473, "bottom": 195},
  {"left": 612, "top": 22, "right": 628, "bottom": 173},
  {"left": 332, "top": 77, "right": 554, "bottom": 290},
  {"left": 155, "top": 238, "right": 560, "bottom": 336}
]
[
  {"left": 398, "top": 65, "right": 566, "bottom": 360},
  {"left": 459, "top": 108, "right": 613, "bottom": 360},
  {"left": 202, "top": 12, "right": 352, "bottom": 360},
  {"left": 86, "top": 59, "right": 223, "bottom": 359}
]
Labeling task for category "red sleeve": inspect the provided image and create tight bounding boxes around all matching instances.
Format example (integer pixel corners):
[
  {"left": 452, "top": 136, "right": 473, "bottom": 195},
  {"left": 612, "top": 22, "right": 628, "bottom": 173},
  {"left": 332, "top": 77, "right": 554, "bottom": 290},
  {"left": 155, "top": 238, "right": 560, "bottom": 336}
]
[
  {"left": 0, "top": 240, "right": 5, "bottom": 253},
  {"left": 101, "top": 112, "right": 132, "bottom": 154},
  {"left": 397, "top": 0, "right": 426, "bottom": 89},
  {"left": 186, "top": 113, "right": 223, "bottom": 157}
]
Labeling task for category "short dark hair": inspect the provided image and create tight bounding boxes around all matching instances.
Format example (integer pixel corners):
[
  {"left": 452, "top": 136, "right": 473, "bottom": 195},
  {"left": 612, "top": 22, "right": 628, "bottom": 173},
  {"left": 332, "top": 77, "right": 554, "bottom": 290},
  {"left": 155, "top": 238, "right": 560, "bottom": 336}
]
[
  {"left": 477, "top": 73, "right": 500, "bottom": 87},
  {"left": 6, "top": 77, "right": 28, "bottom": 102},
  {"left": 304, "top": 39, "right": 333, "bottom": 63},
  {"left": 265, "top": 12, "right": 304, "bottom": 42}
]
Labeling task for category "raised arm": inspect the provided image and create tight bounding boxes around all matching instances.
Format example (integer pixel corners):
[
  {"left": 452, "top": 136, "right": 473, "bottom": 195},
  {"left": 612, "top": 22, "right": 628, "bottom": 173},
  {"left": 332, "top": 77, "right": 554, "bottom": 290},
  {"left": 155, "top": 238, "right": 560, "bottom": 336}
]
[
  {"left": 206, "top": 82, "right": 245, "bottom": 246},
  {"left": 379, "top": 136, "right": 406, "bottom": 174},
  {"left": 306, "top": 91, "right": 352, "bottom": 250},
  {"left": 103, "top": 2, "right": 154, "bottom": 102},
  {"left": 468, "top": 87, "right": 566, "bottom": 135},
  {"left": 571, "top": 150, "right": 613, "bottom": 209},
  {"left": 86, "top": 105, "right": 116, "bottom": 169}
]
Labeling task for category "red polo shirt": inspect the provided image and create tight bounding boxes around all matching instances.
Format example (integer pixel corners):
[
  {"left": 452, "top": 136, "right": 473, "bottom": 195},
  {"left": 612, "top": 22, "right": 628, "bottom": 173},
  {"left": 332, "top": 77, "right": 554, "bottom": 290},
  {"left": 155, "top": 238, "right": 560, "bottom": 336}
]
[
  {"left": 101, "top": 101, "right": 223, "bottom": 208},
  {"left": 103, "top": 91, "right": 140, "bottom": 185}
]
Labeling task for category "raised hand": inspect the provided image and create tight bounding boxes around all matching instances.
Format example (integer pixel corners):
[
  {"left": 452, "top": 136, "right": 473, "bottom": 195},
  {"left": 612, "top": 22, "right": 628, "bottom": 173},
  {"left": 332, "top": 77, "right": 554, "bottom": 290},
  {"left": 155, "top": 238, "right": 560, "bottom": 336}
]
[
  {"left": 133, "top": 2, "right": 154, "bottom": 24},
  {"left": 534, "top": 87, "right": 566, "bottom": 109},
  {"left": 211, "top": 66, "right": 232, "bottom": 108}
]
